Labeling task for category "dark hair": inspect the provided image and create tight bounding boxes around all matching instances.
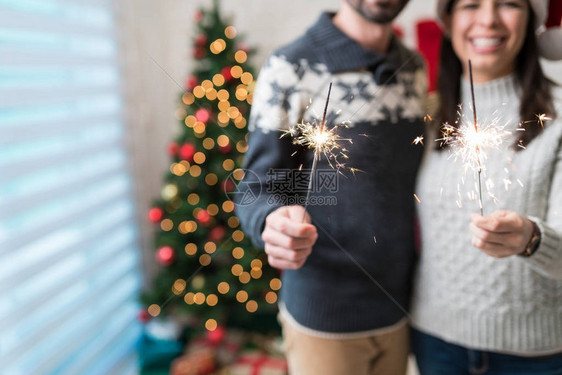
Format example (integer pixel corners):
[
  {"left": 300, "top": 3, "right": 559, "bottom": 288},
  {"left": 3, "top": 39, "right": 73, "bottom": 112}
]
[{"left": 437, "top": 3, "right": 556, "bottom": 151}]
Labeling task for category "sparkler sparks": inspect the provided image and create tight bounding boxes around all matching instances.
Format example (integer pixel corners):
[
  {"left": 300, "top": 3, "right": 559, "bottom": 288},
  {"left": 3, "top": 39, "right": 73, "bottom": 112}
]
[
  {"left": 522, "top": 113, "right": 552, "bottom": 129},
  {"left": 280, "top": 82, "right": 352, "bottom": 221},
  {"left": 412, "top": 135, "right": 424, "bottom": 145},
  {"left": 282, "top": 119, "right": 351, "bottom": 169},
  {"left": 438, "top": 118, "right": 509, "bottom": 174},
  {"left": 536, "top": 113, "right": 552, "bottom": 128},
  {"left": 438, "top": 60, "right": 512, "bottom": 215}
]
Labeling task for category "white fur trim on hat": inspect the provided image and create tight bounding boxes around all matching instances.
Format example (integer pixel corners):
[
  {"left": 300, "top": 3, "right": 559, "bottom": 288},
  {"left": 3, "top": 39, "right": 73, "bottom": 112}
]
[{"left": 538, "top": 28, "right": 562, "bottom": 60}]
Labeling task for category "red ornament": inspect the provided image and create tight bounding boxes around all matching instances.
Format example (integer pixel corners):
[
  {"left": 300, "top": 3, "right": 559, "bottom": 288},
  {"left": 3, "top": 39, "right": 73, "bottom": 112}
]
[
  {"left": 221, "top": 66, "right": 233, "bottom": 82},
  {"left": 180, "top": 143, "right": 196, "bottom": 161},
  {"left": 208, "top": 226, "right": 226, "bottom": 242},
  {"left": 195, "top": 108, "right": 212, "bottom": 123},
  {"left": 219, "top": 143, "right": 232, "bottom": 154},
  {"left": 138, "top": 309, "right": 151, "bottom": 323},
  {"left": 168, "top": 142, "right": 179, "bottom": 156},
  {"left": 195, "top": 34, "right": 207, "bottom": 46},
  {"left": 148, "top": 207, "right": 164, "bottom": 223},
  {"left": 205, "top": 325, "right": 226, "bottom": 346},
  {"left": 186, "top": 76, "right": 198, "bottom": 90},
  {"left": 196, "top": 210, "right": 212, "bottom": 226},
  {"left": 193, "top": 10, "right": 203, "bottom": 22},
  {"left": 194, "top": 46, "right": 206, "bottom": 59},
  {"left": 222, "top": 179, "right": 235, "bottom": 193},
  {"left": 156, "top": 246, "right": 175, "bottom": 266}
]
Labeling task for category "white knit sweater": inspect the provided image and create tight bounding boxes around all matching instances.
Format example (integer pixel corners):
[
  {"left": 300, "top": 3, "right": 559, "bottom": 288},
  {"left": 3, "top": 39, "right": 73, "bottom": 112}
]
[{"left": 411, "top": 75, "right": 562, "bottom": 354}]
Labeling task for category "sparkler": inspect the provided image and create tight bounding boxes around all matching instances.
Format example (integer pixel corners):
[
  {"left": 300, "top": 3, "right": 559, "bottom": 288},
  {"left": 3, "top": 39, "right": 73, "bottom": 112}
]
[
  {"left": 468, "top": 60, "right": 484, "bottom": 215},
  {"left": 536, "top": 113, "right": 552, "bottom": 128},
  {"left": 281, "top": 82, "right": 351, "bottom": 221},
  {"left": 438, "top": 60, "right": 511, "bottom": 215}
]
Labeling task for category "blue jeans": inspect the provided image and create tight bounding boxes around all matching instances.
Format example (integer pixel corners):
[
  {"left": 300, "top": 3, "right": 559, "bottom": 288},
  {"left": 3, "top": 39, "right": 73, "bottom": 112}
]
[{"left": 411, "top": 328, "right": 562, "bottom": 375}]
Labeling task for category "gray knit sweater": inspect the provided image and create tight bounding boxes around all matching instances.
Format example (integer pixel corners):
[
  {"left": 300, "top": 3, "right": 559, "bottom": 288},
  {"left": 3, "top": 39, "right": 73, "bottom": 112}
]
[{"left": 411, "top": 75, "right": 562, "bottom": 354}]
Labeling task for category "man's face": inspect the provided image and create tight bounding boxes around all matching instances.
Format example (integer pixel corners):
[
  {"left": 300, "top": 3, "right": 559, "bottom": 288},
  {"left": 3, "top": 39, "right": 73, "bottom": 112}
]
[{"left": 345, "top": 0, "right": 410, "bottom": 24}]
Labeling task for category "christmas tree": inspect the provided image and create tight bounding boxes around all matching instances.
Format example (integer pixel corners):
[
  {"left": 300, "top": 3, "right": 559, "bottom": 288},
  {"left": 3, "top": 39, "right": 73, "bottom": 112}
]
[{"left": 141, "top": 0, "right": 280, "bottom": 334}]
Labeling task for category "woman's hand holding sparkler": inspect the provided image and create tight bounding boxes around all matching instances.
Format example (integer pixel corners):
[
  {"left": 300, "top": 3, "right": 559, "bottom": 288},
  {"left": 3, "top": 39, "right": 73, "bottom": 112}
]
[
  {"left": 261, "top": 205, "right": 318, "bottom": 270},
  {"left": 469, "top": 210, "right": 536, "bottom": 258}
]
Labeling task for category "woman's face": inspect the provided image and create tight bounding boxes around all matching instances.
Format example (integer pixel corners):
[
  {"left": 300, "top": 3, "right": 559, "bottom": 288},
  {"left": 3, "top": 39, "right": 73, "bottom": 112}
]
[{"left": 446, "top": 0, "right": 529, "bottom": 82}]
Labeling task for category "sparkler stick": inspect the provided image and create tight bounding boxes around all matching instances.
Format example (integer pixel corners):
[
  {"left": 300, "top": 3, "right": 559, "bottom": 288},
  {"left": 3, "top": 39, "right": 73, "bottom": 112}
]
[
  {"left": 280, "top": 82, "right": 352, "bottom": 221},
  {"left": 301, "top": 82, "right": 333, "bottom": 222},
  {"left": 468, "top": 60, "right": 484, "bottom": 215}
]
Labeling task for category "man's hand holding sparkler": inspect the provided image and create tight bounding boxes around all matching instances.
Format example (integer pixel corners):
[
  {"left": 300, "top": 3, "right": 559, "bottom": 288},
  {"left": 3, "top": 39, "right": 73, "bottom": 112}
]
[
  {"left": 261, "top": 205, "right": 318, "bottom": 270},
  {"left": 469, "top": 210, "right": 537, "bottom": 258}
]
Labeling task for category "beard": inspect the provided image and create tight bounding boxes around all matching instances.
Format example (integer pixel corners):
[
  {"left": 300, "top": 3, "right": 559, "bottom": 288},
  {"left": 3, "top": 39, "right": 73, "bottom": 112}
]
[{"left": 346, "top": 0, "right": 410, "bottom": 24}]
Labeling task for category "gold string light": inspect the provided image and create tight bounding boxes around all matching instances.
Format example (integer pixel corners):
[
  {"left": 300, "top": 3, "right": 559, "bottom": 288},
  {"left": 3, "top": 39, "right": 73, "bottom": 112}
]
[
  {"left": 217, "top": 282, "right": 230, "bottom": 294},
  {"left": 246, "top": 300, "right": 258, "bottom": 313},
  {"left": 270, "top": 278, "right": 282, "bottom": 291},
  {"left": 265, "top": 291, "right": 278, "bottom": 304},
  {"left": 206, "top": 294, "right": 218, "bottom": 306},
  {"left": 232, "top": 230, "right": 244, "bottom": 242},
  {"left": 232, "top": 168, "right": 245, "bottom": 180},
  {"left": 203, "top": 138, "right": 215, "bottom": 149},
  {"left": 193, "top": 86, "right": 205, "bottom": 98},
  {"left": 240, "top": 72, "right": 253, "bottom": 85},
  {"left": 239, "top": 272, "right": 250, "bottom": 284},
  {"left": 194, "top": 292, "right": 205, "bottom": 305},
  {"left": 193, "top": 152, "right": 206, "bottom": 164},
  {"left": 231, "top": 264, "right": 243, "bottom": 276},
  {"left": 222, "top": 201, "right": 234, "bottom": 213},
  {"left": 199, "top": 254, "right": 211, "bottom": 266},
  {"left": 236, "top": 290, "right": 248, "bottom": 303},
  {"left": 172, "top": 279, "right": 187, "bottom": 295},
  {"left": 185, "top": 243, "right": 197, "bottom": 256},
  {"left": 205, "top": 173, "right": 218, "bottom": 186},
  {"left": 224, "top": 26, "right": 237, "bottom": 39},
  {"left": 189, "top": 165, "right": 202, "bottom": 177},
  {"left": 184, "top": 292, "right": 195, "bottom": 304},
  {"left": 230, "top": 66, "right": 243, "bottom": 78},
  {"left": 187, "top": 193, "right": 199, "bottom": 205},
  {"left": 185, "top": 115, "right": 196, "bottom": 127},
  {"left": 160, "top": 219, "right": 174, "bottom": 231},
  {"left": 234, "top": 50, "right": 247, "bottom": 63},
  {"left": 182, "top": 92, "right": 195, "bottom": 105},
  {"left": 217, "top": 89, "right": 229, "bottom": 101},
  {"left": 232, "top": 247, "right": 244, "bottom": 259},
  {"left": 212, "top": 74, "right": 225, "bottom": 86},
  {"left": 148, "top": 304, "right": 161, "bottom": 317},
  {"left": 227, "top": 216, "right": 239, "bottom": 228},
  {"left": 204, "top": 242, "right": 217, "bottom": 254},
  {"left": 205, "top": 319, "right": 218, "bottom": 331},
  {"left": 223, "top": 159, "right": 235, "bottom": 171}
]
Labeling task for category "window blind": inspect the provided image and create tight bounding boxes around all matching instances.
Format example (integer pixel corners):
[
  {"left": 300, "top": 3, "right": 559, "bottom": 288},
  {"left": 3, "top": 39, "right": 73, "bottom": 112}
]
[{"left": 0, "top": 0, "right": 141, "bottom": 374}]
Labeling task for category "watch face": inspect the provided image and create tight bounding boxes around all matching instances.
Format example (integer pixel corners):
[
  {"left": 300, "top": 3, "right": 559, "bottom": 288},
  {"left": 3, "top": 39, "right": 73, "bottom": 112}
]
[{"left": 530, "top": 235, "right": 541, "bottom": 253}]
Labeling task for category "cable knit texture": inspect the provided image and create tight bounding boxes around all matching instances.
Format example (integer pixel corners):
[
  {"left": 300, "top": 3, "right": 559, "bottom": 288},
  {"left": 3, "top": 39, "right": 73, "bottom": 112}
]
[{"left": 412, "top": 75, "right": 562, "bottom": 353}]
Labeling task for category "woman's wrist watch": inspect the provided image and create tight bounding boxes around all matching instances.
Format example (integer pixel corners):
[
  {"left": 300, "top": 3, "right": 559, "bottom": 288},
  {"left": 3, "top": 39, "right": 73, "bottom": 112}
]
[{"left": 520, "top": 221, "right": 541, "bottom": 258}]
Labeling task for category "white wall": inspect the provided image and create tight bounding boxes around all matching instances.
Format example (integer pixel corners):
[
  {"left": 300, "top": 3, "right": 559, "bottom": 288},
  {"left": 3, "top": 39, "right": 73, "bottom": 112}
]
[{"left": 118, "top": 0, "right": 562, "bottom": 277}]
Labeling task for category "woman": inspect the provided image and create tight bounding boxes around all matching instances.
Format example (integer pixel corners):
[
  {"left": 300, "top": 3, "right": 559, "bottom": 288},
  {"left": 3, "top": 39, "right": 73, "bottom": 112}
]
[{"left": 411, "top": 0, "right": 562, "bottom": 373}]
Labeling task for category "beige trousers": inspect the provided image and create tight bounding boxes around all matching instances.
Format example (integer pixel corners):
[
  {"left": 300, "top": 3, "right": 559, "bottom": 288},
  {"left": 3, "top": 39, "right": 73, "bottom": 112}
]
[{"left": 280, "top": 317, "right": 410, "bottom": 375}]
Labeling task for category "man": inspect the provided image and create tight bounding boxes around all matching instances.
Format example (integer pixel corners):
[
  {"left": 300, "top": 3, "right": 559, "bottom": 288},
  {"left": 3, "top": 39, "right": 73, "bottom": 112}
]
[{"left": 235, "top": 1, "right": 426, "bottom": 373}]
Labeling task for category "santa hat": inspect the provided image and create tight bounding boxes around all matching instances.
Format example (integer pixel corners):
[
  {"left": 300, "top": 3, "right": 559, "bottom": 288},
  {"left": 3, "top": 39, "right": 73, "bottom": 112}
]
[
  {"left": 537, "top": 0, "right": 562, "bottom": 60},
  {"left": 436, "top": 0, "right": 562, "bottom": 61}
]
